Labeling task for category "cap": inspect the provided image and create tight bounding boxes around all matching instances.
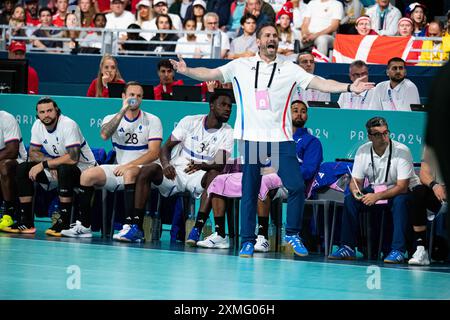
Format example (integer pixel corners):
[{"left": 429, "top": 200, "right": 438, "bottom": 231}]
[
  {"left": 275, "top": 1, "right": 293, "bottom": 24},
  {"left": 398, "top": 17, "right": 413, "bottom": 26},
  {"left": 153, "top": 0, "right": 167, "bottom": 6},
  {"left": 8, "top": 41, "right": 26, "bottom": 53},
  {"left": 192, "top": 0, "right": 206, "bottom": 10},
  {"left": 405, "top": 2, "right": 426, "bottom": 16},
  {"left": 355, "top": 15, "right": 371, "bottom": 25},
  {"left": 136, "top": 0, "right": 151, "bottom": 9}
]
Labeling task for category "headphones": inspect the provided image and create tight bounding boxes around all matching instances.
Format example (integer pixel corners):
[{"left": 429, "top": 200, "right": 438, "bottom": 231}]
[{"left": 36, "top": 97, "right": 61, "bottom": 119}]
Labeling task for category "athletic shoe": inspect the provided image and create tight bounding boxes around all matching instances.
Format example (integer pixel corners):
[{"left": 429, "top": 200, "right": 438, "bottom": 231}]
[
  {"left": 328, "top": 245, "right": 356, "bottom": 260},
  {"left": 119, "top": 224, "right": 144, "bottom": 243},
  {"left": 284, "top": 234, "right": 309, "bottom": 257},
  {"left": 2, "top": 221, "right": 36, "bottom": 234},
  {"left": 197, "top": 232, "right": 230, "bottom": 249},
  {"left": 239, "top": 241, "right": 254, "bottom": 258},
  {"left": 0, "top": 214, "right": 14, "bottom": 230},
  {"left": 254, "top": 235, "right": 270, "bottom": 252},
  {"left": 45, "top": 218, "right": 67, "bottom": 237},
  {"left": 186, "top": 227, "right": 200, "bottom": 247},
  {"left": 61, "top": 221, "right": 93, "bottom": 238},
  {"left": 408, "top": 246, "right": 430, "bottom": 266},
  {"left": 112, "top": 224, "right": 131, "bottom": 240},
  {"left": 384, "top": 249, "right": 405, "bottom": 264}
]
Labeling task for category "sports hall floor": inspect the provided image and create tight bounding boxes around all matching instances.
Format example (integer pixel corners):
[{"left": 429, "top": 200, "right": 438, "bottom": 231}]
[{"left": 1, "top": 219, "right": 449, "bottom": 300}]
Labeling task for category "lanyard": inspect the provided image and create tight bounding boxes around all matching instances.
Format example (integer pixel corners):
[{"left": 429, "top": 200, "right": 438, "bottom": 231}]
[
  {"left": 255, "top": 61, "right": 277, "bottom": 89},
  {"left": 387, "top": 89, "right": 397, "bottom": 110},
  {"left": 349, "top": 90, "right": 369, "bottom": 109},
  {"left": 370, "top": 140, "right": 392, "bottom": 184}
]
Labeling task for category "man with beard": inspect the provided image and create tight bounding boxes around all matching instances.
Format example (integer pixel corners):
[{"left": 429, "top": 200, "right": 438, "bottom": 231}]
[
  {"left": 369, "top": 57, "right": 420, "bottom": 111},
  {"left": 2, "top": 97, "right": 96, "bottom": 235},
  {"left": 66, "top": 82, "right": 162, "bottom": 240},
  {"left": 132, "top": 92, "right": 234, "bottom": 243},
  {"left": 169, "top": 23, "right": 374, "bottom": 258}
]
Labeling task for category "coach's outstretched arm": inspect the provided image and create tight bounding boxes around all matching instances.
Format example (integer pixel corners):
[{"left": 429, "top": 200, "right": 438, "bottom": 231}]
[
  {"left": 169, "top": 56, "right": 225, "bottom": 83},
  {"left": 308, "top": 75, "right": 375, "bottom": 94}
]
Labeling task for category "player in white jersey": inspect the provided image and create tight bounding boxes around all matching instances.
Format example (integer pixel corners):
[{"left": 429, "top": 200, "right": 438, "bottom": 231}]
[
  {"left": 62, "top": 82, "right": 163, "bottom": 240},
  {"left": 2, "top": 97, "right": 96, "bottom": 236},
  {"left": 169, "top": 23, "right": 374, "bottom": 258},
  {"left": 129, "top": 91, "right": 234, "bottom": 244},
  {"left": 0, "top": 111, "right": 28, "bottom": 231}
]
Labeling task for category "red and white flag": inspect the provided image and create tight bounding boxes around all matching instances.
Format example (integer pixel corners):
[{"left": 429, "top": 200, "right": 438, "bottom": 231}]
[
  {"left": 332, "top": 34, "right": 420, "bottom": 65},
  {"left": 311, "top": 48, "right": 330, "bottom": 63}
]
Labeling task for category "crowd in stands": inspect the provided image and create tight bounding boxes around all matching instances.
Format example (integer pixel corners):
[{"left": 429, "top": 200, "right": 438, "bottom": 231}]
[{"left": 0, "top": 0, "right": 449, "bottom": 64}]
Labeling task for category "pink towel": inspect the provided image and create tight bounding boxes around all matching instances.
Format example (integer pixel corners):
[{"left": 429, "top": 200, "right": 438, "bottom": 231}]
[{"left": 207, "top": 172, "right": 283, "bottom": 200}]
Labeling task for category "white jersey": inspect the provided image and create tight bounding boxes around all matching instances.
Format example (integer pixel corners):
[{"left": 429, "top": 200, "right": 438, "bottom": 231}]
[
  {"left": 338, "top": 89, "right": 374, "bottom": 110},
  {"left": 369, "top": 79, "right": 420, "bottom": 111},
  {"left": 0, "top": 111, "right": 27, "bottom": 163},
  {"left": 293, "top": 76, "right": 331, "bottom": 104},
  {"left": 30, "top": 115, "right": 96, "bottom": 171},
  {"left": 219, "top": 53, "right": 315, "bottom": 142},
  {"left": 102, "top": 110, "right": 163, "bottom": 165},
  {"left": 170, "top": 115, "right": 234, "bottom": 168}
]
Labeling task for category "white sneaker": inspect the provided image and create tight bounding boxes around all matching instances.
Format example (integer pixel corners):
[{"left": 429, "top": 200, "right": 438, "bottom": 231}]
[
  {"left": 197, "top": 232, "right": 230, "bottom": 249},
  {"left": 408, "top": 246, "right": 430, "bottom": 266},
  {"left": 113, "top": 224, "right": 130, "bottom": 240},
  {"left": 254, "top": 235, "right": 270, "bottom": 252},
  {"left": 61, "top": 220, "right": 93, "bottom": 238}
]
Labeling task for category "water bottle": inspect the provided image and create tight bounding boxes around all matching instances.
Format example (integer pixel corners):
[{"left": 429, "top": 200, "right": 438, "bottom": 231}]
[{"left": 151, "top": 212, "right": 162, "bottom": 241}]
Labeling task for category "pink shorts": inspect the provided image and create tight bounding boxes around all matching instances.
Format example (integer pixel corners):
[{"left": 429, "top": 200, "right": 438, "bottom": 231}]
[{"left": 207, "top": 172, "right": 283, "bottom": 200}]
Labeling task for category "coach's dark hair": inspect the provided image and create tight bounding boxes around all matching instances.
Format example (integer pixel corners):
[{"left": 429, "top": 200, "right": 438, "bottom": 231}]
[
  {"left": 256, "top": 23, "right": 278, "bottom": 39},
  {"left": 123, "top": 81, "right": 143, "bottom": 94},
  {"left": 387, "top": 57, "right": 405, "bottom": 68},
  {"left": 365, "top": 116, "right": 388, "bottom": 133}
]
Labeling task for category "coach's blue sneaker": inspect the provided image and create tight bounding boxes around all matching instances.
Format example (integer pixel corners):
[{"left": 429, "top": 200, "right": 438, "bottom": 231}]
[
  {"left": 120, "top": 224, "right": 144, "bottom": 243},
  {"left": 186, "top": 227, "right": 200, "bottom": 247},
  {"left": 284, "top": 234, "right": 309, "bottom": 257},
  {"left": 239, "top": 241, "right": 254, "bottom": 258},
  {"left": 328, "top": 245, "right": 356, "bottom": 260},
  {"left": 384, "top": 249, "right": 405, "bottom": 264}
]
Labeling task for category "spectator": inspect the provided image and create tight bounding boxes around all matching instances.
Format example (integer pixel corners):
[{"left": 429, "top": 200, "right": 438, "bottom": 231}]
[
  {"left": 397, "top": 17, "right": 413, "bottom": 36},
  {"left": 105, "top": 0, "right": 136, "bottom": 38},
  {"left": 8, "top": 4, "right": 28, "bottom": 40},
  {"left": 175, "top": 18, "right": 206, "bottom": 58},
  {"left": 87, "top": 54, "right": 125, "bottom": 97},
  {"left": 369, "top": 57, "right": 420, "bottom": 111},
  {"left": 25, "top": 0, "right": 40, "bottom": 26},
  {"left": 227, "top": 13, "right": 258, "bottom": 59},
  {"left": 207, "top": 0, "right": 234, "bottom": 28},
  {"left": 418, "top": 21, "right": 448, "bottom": 66},
  {"left": 445, "top": 10, "right": 450, "bottom": 37},
  {"left": 75, "top": 0, "right": 96, "bottom": 28},
  {"left": 196, "top": 12, "right": 230, "bottom": 58},
  {"left": 300, "top": 0, "right": 344, "bottom": 56},
  {"left": 153, "top": 59, "right": 184, "bottom": 100},
  {"left": 121, "top": 23, "right": 151, "bottom": 54},
  {"left": 329, "top": 116, "right": 420, "bottom": 263},
  {"left": 62, "top": 12, "right": 84, "bottom": 53},
  {"left": 135, "top": 0, "right": 154, "bottom": 32},
  {"left": 294, "top": 50, "right": 331, "bottom": 103},
  {"left": 32, "top": 7, "right": 63, "bottom": 51},
  {"left": 225, "top": 0, "right": 246, "bottom": 38},
  {"left": 94, "top": 0, "right": 111, "bottom": 13},
  {"left": 168, "top": 0, "right": 192, "bottom": 21},
  {"left": 409, "top": 146, "right": 447, "bottom": 265},
  {"left": 365, "top": 0, "right": 401, "bottom": 36},
  {"left": 69, "top": 82, "right": 163, "bottom": 240},
  {"left": 405, "top": 2, "right": 427, "bottom": 37},
  {"left": 0, "top": 0, "right": 16, "bottom": 26},
  {"left": 79, "top": 12, "right": 107, "bottom": 52},
  {"left": 148, "top": 14, "right": 179, "bottom": 55},
  {"left": 8, "top": 41, "right": 39, "bottom": 94},
  {"left": 184, "top": 0, "right": 206, "bottom": 30},
  {"left": 240, "top": 0, "right": 272, "bottom": 35},
  {"left": 291, "top": 0, "right": 307, "bottom": 31},
  {"left": 52, "top": 0, "right": 68, "bottom": 27},
  {"left": 339, "top": 0, "right": 364, "bottom": 34},
  {"left": 354, "top": 15, "right": 378, "bottom": 35},
  {"left": 276, "top": 1, "right": 299, "bottom": 59},
  {"left": 145, "top": 0, "right": 183, "bottom": 40},
  {"left": 338, "top": 60, "right": 374, "bottom": 109}
]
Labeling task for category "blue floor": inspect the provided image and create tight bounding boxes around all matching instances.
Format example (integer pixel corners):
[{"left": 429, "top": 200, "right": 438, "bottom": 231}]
[{"left": 1, "top": 221, "right": 450, "bottom": 300}]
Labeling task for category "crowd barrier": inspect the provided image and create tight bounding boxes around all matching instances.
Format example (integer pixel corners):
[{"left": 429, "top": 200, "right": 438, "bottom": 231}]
[{"left": 0, "top": 94, "right": 426, "bottom": 162}]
